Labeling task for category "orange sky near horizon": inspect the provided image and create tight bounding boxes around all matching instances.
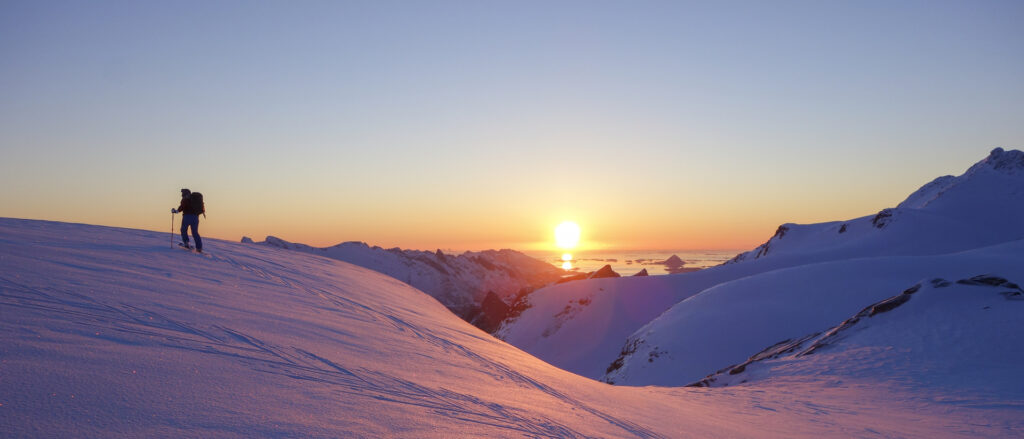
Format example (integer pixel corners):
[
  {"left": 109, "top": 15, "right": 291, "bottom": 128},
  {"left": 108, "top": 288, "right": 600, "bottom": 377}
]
[
  {"left": 2, "top": 2, "right": 1019, "bottom": 254},
  {"left": 4, "top": 169, "right": 921, "bottom": 254}
]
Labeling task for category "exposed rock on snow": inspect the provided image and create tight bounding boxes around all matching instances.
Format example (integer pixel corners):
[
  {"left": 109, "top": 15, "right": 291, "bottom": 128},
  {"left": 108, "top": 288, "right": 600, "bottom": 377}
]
[
  {"left": 633, "top": 268, "right": 649, "bottom": 277},
  {"left": 588, "top": 264, "right": 621, "bottom": 279},
  {"left": 968, "top": 147, "right": 1024, "bottom": 173},
  {"left": 470, "top": 291, "right": 511, "bottom": 333},
  {"left": 956, "top": 274, "right": 1022, "bottom": 290},
  {"left": 870, "top": 208, "right": 894, "bottom": 229},
  {"left": 663, "top": 255, "right": 684, "bottom": 268},
  {"left": 661, "top": 254, "right": 696, "bottom": 274}
]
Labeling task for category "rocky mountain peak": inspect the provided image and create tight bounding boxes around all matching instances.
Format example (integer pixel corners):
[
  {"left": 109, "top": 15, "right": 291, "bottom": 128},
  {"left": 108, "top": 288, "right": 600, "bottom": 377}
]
[
  {"left": 663, "top": 255, "right": 684, "bottom": 268},
  {"left": 967, "top": 147, "right": 1024, "bottom": 175},
  {"left": 588, "top": 265, "right": 622, "bottom": 279}
]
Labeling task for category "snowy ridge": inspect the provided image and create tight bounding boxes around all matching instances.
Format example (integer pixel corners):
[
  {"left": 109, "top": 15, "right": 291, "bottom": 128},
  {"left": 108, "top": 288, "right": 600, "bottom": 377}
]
[
  {"left": 897, "top": 175, "right": 957, "bottom": 209},
  {"left": 728, "top": 147, "right": 1024, "bottom": 265},
  {"left": 247, "top": 236, "right": 562, "bottom": 324}
]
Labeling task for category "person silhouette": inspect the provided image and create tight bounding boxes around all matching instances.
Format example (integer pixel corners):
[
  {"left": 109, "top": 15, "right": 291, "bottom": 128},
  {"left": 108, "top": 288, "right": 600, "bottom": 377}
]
[{"left": 172, "top": 188, "right": 203, "bottom": 253}]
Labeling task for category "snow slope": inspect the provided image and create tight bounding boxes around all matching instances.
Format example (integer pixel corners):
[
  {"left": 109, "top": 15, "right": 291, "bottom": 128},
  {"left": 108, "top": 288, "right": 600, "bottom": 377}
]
[
  {"left": 690, "top": 275, "right": 1024, "bottom": 403},
  {"left": 246, "top": 236, "right": 562, "bottom": 321},
  {"left": 499, "top": 148, "right": 1024, "bottom": 382},
  {"left": 4, "top": 218, "right": 1021, "bottom": 437},
  {"left": 603, "top": 240, "right": 1024, "bottom": 386}
]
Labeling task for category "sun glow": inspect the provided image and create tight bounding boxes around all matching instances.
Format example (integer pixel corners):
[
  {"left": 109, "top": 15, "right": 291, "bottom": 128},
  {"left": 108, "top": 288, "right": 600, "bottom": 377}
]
[{"left": 555, "top": 221, "right": 581, "bottom": 249}]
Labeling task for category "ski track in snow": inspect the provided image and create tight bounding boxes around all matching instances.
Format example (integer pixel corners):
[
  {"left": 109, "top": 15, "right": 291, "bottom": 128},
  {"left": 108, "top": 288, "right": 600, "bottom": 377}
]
[{"left": 0, "top": 259, "right": 658, "bottom": 439}]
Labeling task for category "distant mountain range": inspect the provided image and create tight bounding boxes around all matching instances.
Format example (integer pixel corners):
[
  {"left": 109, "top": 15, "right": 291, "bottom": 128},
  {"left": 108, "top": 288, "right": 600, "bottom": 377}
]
[{"left": 241, "top": 236, "right": 563, "bottom": 330}]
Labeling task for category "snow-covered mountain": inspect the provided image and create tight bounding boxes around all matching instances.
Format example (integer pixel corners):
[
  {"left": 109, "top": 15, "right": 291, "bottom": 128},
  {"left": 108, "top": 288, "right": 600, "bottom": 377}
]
[
  {"left": 9, "top": 218, "right": 1019, "bottom": 437},
  {"left": 244, "top": 236, "right": 562, "bottom": 326},
  {"left": 603, "top": 241, "right": 1024, "bottom": 386},
  {"left": 498, "top": 148, "right": 1024, "bottom": 385},
  {"left": 726, "top": 147, "right": 1024, "bottom": 265}
]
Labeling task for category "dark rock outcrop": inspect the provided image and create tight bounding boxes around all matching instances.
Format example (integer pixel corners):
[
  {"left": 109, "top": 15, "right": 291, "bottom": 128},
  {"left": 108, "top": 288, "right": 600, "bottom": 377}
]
[
  {"left": 604, "top": 338, "right": 643, "bottom": 379},
  {"left": 957, "top": 275, "right": 1024, "bottom": 300},
  {"left": 633, "top": 268, "right": 649, "bottom": 277},
  {"left": 662, "top": 255, "right": 696, "bottom": 274},
  {"left": 470, "top": 291, "right": 511, "bottom": 333},
  {"left": 956, "top": 275, "right": 1021, "bottom": 289},
  {"left": 663, "top": 255, "right": 684, "bottom": 269},
  {"left": 588, "top": 265, "right": 621, "bottom": 279},
  {"left": 871, "top": 208, "right": 894, "bottom": 229},
  {"left": 973, "top": 147, "right": 1024, "bottom": 173}
]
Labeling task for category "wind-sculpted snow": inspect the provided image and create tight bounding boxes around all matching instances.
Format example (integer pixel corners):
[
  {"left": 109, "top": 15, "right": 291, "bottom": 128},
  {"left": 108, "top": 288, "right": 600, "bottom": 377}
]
[{"left": 3, "top": 218, "right": 1022, "bottom": 437}]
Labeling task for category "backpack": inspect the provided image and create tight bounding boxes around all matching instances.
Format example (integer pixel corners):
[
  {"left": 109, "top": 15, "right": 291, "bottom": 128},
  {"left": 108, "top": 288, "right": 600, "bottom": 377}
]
[{"left": 191, "top": 192, "right": 205, "bottom": 215}]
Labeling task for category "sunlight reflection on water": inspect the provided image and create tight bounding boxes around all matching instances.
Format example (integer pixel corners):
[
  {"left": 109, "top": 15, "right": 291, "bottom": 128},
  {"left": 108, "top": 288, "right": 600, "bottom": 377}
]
[{"left": 530, "top": 250, "right": 741, "bottom": 276}]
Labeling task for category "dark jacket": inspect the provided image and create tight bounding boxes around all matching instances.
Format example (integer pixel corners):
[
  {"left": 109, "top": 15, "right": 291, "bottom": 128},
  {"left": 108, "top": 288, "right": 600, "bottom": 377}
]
[{"left": 177, "top": 197, "right": 199, "bottom": 215}]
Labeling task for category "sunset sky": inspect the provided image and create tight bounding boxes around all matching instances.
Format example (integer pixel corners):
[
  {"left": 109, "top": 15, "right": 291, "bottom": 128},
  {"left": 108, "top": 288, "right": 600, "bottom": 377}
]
[{"left": 2, "top": 1, "right": 1022, "bottom": 251}]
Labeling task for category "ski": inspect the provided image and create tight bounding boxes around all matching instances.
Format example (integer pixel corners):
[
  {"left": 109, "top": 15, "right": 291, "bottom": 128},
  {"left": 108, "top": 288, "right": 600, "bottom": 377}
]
[{"left": 176, "top": 243, "right": 207, "bottom": 255}]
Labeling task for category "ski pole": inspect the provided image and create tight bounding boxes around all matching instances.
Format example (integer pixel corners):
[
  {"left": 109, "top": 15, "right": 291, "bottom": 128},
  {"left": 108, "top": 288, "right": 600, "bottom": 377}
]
[{"left": 171, "top": 211, "right": 175, "bottom": 249}]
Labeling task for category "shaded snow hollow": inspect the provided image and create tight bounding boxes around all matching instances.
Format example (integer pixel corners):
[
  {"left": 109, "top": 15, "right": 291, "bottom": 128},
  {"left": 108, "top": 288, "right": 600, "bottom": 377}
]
[{"left": 3, "top": 218, "right": 1021, "bottom": 437}]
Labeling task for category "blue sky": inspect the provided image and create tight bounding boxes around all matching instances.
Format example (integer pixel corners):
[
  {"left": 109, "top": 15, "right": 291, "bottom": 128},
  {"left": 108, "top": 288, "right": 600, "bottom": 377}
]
[{"left": 2, "top": 0, "right": 1022, "bottom": 250}]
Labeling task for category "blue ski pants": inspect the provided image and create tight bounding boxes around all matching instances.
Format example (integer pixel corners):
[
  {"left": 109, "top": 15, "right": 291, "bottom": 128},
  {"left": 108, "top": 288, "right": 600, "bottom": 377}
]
[{"left": 181, "top": 214, "right": 202, "bottom": 251}]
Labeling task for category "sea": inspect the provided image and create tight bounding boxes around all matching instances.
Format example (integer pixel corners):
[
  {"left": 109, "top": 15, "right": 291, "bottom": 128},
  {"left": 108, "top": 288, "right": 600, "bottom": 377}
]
[{"left": 525, "top": 249, "right": 742, "bottom": 277}]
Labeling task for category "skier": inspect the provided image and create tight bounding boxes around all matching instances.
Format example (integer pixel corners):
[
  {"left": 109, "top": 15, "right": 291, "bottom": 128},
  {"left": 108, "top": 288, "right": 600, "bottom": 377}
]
[{"left": 172, "top": 188, "right": 203, "bottom": 253}]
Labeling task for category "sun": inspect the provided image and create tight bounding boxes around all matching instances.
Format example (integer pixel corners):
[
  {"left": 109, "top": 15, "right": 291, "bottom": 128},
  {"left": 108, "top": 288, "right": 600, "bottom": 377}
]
[{"left": 555, "top": 221, "right": 581, "bottom": 249}]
